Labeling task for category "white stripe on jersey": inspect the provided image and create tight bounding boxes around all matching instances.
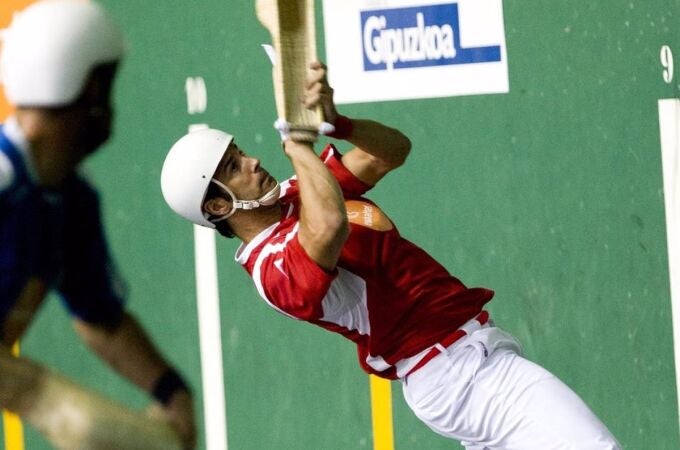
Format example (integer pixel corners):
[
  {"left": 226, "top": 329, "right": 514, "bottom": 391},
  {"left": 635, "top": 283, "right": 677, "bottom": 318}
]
[
  {"left": 250, "top": 223, "right": 301, "bottom": 320},
  {"left": 235, "top": 222, "right": 279, "bottom": 263},
  {"left": 320, "top": 267, "right": 370, "bottom": 335},
  {"left": 278, "top": 178, "right": 294, "bottom": 198}
]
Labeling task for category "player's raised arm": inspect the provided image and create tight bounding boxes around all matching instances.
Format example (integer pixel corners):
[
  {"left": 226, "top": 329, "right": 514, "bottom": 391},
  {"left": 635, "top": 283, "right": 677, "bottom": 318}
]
[
  {"left": 283, "top": 139, "right": 349, "bottom": 271},
  {"left": 304, "top": 61, "right": 412, "bottom": 186}
]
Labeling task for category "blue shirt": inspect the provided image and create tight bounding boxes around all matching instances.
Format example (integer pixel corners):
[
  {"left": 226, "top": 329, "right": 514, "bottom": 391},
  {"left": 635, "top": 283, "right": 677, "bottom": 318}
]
[{"left": 0, "top": 121, "right": 126, "bottom": 327}]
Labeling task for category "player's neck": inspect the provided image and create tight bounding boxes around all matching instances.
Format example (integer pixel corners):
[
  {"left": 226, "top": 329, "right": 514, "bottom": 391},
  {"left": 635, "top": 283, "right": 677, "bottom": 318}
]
[{"left": 229, "top": 203, "right": 283, "bottom": 243}]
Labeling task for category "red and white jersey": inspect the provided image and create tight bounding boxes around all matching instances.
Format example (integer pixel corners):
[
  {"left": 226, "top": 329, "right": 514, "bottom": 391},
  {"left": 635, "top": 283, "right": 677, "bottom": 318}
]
[{"left": 235, "top": 145, "right": 494, "bottom": 379}]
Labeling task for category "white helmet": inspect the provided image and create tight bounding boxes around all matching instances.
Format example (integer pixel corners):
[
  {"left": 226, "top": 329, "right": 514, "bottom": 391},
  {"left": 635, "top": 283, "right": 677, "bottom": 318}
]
[
  {"left": 161, "top": 129, "right": 233, "bottom": 228},
  {"left": 0, "top": 0, "right": 125, "bottom": 107},
  {"left": 161, "top": 128, "right": 281, "bottom": 228}
]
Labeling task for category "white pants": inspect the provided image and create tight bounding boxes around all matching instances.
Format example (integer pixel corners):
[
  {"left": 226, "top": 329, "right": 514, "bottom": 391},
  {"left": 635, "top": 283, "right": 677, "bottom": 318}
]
[{"left": 401, "top": 327, "right": 621, "bottom": 450}]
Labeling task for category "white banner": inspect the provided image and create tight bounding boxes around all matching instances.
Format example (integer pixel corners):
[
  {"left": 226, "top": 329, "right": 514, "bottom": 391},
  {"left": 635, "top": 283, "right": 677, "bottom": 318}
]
[{"left": 322, "top": 0, "right": 509, "bottom": 104}]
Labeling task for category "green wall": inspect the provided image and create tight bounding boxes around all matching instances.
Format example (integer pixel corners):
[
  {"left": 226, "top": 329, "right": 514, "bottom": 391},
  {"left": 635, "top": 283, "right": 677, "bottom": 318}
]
[{"left": 6, "top": 1, "right": 679, "bottom": 449}]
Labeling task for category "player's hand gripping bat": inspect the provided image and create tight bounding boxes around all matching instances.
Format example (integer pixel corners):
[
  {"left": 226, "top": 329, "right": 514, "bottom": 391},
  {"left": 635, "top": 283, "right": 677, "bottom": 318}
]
[{"left": 256, "top": 0, "right": 326, "bottom": 142}]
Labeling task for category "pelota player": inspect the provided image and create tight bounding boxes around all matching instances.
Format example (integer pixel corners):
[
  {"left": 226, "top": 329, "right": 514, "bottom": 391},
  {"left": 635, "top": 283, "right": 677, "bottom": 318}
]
[
  {"left": 0, "top": 1, "right": 195, "bottom": 448},
  {"left": 161, "top": 60, "right": 621, "bottom": 449}
]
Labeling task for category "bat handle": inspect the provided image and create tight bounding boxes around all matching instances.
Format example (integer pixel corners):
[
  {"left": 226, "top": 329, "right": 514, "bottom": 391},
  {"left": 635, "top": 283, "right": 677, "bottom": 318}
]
[{"left": 288, "top": 105, "right": 326, "bottom": 142}]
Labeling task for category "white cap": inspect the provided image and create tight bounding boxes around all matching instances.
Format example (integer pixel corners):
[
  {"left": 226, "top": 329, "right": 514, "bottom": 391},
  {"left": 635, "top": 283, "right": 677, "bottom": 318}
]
[
  {"left": 161, "top": 129, "right": 234, "bottom": 228},
  {"left": 0, "top": 0, "right": 125, "bottom": 107}
]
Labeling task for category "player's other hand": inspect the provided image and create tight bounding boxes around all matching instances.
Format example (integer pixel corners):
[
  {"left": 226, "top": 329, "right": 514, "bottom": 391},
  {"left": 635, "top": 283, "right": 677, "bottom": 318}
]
[{"left": 304, "top": 61, "right": 338, "bottom": 124}]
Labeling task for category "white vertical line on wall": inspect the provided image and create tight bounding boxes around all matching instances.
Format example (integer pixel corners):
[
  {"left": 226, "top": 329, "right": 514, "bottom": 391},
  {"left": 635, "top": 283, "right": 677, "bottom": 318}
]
[
  {"left": 659, "top": 98, "right": 680, "bottom": 435},
  {"left": 188, "top": 119, "right": 228, "bottom": 450},
  {"left": 194, "top": 223, "right": 229, "bottom": 450}
]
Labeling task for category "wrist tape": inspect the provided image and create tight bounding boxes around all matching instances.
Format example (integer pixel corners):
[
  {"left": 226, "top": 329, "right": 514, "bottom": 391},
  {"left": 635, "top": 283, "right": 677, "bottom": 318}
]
[
  {"left": 151, "top": 367, "right": 189, "bottom": 405},
  {"left": 327, "top": 115, "right": 353, "bottom": 140}
]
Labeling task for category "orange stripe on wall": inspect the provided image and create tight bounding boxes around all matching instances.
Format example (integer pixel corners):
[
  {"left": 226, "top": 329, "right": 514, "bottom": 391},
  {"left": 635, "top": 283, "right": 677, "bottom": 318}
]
[{"left": 0, "top": 0, "right": 37, "bottom": 120}]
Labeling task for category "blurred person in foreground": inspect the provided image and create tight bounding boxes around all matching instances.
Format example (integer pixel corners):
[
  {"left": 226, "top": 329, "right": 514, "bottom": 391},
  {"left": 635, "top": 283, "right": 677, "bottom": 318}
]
[{"left": 0, "top": 1, "right": 195, "bottom": 448}]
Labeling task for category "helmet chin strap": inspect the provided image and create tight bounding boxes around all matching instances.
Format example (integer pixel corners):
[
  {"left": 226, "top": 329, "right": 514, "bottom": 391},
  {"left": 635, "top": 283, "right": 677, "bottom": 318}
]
[{"left": 207, "top": 178, "right": 281, "bottom": 223}]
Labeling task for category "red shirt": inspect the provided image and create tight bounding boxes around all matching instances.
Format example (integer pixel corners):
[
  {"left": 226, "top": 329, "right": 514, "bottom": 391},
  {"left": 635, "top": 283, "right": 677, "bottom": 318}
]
[{"left": 236, "top": 144, "right": 493, "bottom": 379}]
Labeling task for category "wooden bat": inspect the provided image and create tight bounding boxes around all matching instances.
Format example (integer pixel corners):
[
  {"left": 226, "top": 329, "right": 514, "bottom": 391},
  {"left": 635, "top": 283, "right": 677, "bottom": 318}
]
[{"left": 256, "top": 0, "right": 324, "bottom": 142}]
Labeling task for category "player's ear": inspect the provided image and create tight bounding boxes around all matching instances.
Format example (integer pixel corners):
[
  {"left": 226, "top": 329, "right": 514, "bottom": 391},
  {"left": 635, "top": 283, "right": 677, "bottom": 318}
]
[{"left": 204, "top": 196, "right": 233, "bottom": 217}]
